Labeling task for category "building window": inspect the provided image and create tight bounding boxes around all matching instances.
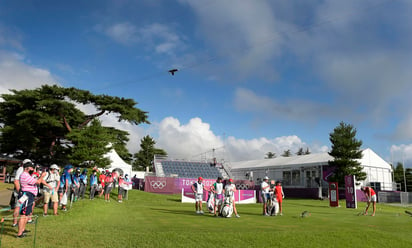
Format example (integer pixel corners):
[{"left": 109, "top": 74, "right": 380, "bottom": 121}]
[
  {"left": 283, "top": 171, "right": 291, "bottom": 185},
  {"left": 292, "top": 170, "right": 300, "bottom": 185}
]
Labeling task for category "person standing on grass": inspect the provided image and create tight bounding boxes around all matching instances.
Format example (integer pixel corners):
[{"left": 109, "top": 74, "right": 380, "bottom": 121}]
[
  {"left": 41, "top": 164, "right": 60, "bottom": 216},
  {"left": 61, "top": 165, "right": 73, "bottom": 211},
  {"left": 211, "top": 177, "right": 224, "bottom": 217},
  {"left": 261, "top": 176, "right": 271, "bottom": 216},
  {"left": 104, "top": 171, "right": 114, "bottom": 202},
  {"left": 224, "top": 179, "right": 240, "bottom": 218},
  {"left": 98, "top": 170, "right": 107, "bottom": 197},
  {"left": 191, "top": 177, "right": 207, "bottom": 214},
  {"left": 361, "top": 186, "right": 376, "bottom": 216},
  {"left": 72, "top": 168, "right": 81, "bottom": 202},
  {"left": 89, "top": 169, "right": 98, "bottom": 200},
  {"left": 274, "top": 181, "right": 285, "bottom": 216},
  {"left": 17, "top": 160, "right": 51, "bottom": 238},
  {"left": 11, "top": 160, "right": 25, "bottom": 227},
  {"left": 79, "top": 169, "right": 88, "bottom": 200}
]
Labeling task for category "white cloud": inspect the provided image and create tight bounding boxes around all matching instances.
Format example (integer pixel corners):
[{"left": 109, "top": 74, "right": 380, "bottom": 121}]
[
  {"left": 101, "top": 22, "right": 184, "bottom": 55},
  {"left": 390, "top": 144, "right": 412, "bottom": 167},
  {"left": 103, "top": 22, "right": 138, "bottom": 45},
  {"left": 233, "top": 87, "right": 344, "bottom": 122},
  {"left": 155, "top": 116, "right": 328, "bottom": 162},
  {"left": 0, "top": 50, "right": 57, "bottom": 96}
]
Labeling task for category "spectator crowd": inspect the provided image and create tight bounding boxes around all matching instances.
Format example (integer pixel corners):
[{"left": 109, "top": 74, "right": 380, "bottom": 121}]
[{"left": 9, "top": 159, "right": 132, "bottom": 238}]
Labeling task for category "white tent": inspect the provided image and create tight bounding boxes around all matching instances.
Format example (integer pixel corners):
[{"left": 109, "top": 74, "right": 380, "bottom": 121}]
[{"left": 104, "top": 148, "right": 132, "bottom": 177}]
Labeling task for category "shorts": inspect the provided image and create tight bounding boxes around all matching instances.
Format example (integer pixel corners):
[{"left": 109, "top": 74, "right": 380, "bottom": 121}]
[
  {"left": 370, "top": 195, "right": 377, "bottom": 202},
  {"left": 43, "top": 190, "right": 59, "bottom": 203},
  {"left": 19, "top": 192, "right": 35, "bottom": 216},
  {"left": 10, "top": 189, "right": 20, "bottom": 209},
  {"left": 195, "top": 193, "right": 203, "bottom": 202},
  {"left": 118, "top": 187, "right": 126, "bottom": 196},
  {"left": 215, "top": 194, "right": 223, "bottom": 205},
  {"left": 104, "top": 185, "right": 112, "bottom": 194},
  {"left": 262, "top": 193, "right": 271, "bottom": 202}
]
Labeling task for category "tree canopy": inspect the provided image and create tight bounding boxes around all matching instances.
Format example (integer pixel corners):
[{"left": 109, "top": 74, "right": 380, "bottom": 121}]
[
  {"left": 328, "top": 121, "right": 366, "bottom": 185},
  {"left": 0, "top": 85, "right": 149, "bottom": 166},
  {"left": 133, "top": 135, "right": 167, "bottom": 171}
]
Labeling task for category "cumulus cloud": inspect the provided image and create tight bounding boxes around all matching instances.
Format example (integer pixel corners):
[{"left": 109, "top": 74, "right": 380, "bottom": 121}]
[
  {"left": 179, "top": 0, "right": 281, "bottom": 81},
  {"left": 100, "top": 22, "right": 185, "bottom": 55},
  {"left": 390, "top": 144, "right": 412, "bottom": 166},
  {"left": 155, "top": 116, "right": 328, "bottom": 162},
  {"left": 0, "top": 50, "right": 57, "bottom": 96},
  {"left": 233, "top": 87, "right": 346, "bottom": 121}
]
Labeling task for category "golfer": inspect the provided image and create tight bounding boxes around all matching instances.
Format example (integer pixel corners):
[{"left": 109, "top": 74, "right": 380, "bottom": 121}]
[
  {"left": 261, "top": 176, "right": 270, "bottom": 216},
  {"left": 361, "top": 186, "right": 376, "bottom": 216},
  {"left": 191, "top": 177, "right": 206, "bottom": 214}
]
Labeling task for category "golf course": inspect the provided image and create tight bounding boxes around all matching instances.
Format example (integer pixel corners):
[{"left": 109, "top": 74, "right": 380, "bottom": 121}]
[{"left": 1, "top": 182, "right": 412, "bottom": 248}]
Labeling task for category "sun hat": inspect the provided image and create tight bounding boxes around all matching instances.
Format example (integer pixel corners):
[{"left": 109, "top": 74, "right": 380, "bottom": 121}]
[
  {"left": 23, "top": 159, "right": 34, "bottom": 168},
  {"left": 50, "top": 164, "right": 59, "bottom": 170}
]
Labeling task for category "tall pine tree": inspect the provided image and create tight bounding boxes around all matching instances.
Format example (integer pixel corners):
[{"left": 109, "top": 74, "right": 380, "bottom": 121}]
[{"left": 328, "top": 121, "right": 366, "bottom": 186}]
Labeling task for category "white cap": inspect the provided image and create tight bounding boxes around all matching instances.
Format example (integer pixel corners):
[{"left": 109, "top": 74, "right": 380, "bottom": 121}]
[
  {"left": 23, "top": 159, "right": 32, "bottom": 164},
  {"left": 50, "top": 164, "right": 59, "bottom": 170},
  {"left": 264, "top": 176, "right": 269, "bottom": 180}
]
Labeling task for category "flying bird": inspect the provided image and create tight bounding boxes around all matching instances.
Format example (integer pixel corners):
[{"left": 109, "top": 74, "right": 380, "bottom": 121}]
[{"left": 168, "top": 69, "right": 178, "bottom": 76}]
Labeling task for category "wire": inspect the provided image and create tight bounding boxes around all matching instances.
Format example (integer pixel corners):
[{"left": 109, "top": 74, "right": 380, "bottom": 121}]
[{"left": 88, "top": 0, "right": 392, "bottom": 91}]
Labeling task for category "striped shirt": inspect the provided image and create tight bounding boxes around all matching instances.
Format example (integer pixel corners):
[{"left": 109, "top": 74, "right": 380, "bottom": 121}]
[{"left": 19, "top": 171, "right": 38, "bottom": 195}]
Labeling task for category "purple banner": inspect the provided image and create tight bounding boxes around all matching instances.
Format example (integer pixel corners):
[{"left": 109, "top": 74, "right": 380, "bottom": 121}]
[{"left": 344, "top": 175, "right": 357, "bottom": 208}]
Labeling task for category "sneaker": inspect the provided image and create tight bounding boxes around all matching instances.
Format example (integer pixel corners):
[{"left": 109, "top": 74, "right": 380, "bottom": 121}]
[
  {"left": 196, "top": 210, "right": 200, "bottom": 214},
  {"left": 265, "top": 213, "right": 270, "bottom": 216},
  {"left": 43, "top": 213, "right": 48, "bottom": 217},
  {"left": 12, "top": 223, "right": 18, "bottom": 227},
  {"left": 22, "top": 229, "right": 31, "bottom": 234},
  {"left": 235, "top": 214, "right": 240, "bottom": 218},
  {"left": 279, "top": 213, "right": 283, "bottom": 216},
  {"left": 16, "top": 233, "right": 27, "bottom": 239},
  {"left": 199, "top": 211, "right": 204, "bottom": 214},
  {"left": 54, "top": 213, "right": 59, "bottom": 216},
  {"left": 27, "top": 219, "right": 33, "bottom": 224},
  {"left": 62, "top": 208, "right": 67, "bottom": 212},
  {"left": 118, "top": 200, "right": 122, "bottom": 203}
]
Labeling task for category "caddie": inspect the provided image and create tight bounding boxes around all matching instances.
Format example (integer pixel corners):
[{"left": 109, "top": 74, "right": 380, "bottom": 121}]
[{"left": 191, "top": 177, "right": 206, "bottom": 214}]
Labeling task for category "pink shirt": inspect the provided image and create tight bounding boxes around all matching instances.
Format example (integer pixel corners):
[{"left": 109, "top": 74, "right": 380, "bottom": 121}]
[{"left": 19, "top": 171, "right": 38, "bottom": 195}]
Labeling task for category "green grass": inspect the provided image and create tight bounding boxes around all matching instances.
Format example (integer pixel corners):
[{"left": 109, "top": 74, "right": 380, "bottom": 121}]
[{"left": 1, "top": 189, "right": 412, "bottom": 248}]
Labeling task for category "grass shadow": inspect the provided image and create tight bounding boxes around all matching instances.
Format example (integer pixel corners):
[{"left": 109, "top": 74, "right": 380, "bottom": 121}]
[{"left": 150, "top": 208, "right": 195, "bottom": 216}]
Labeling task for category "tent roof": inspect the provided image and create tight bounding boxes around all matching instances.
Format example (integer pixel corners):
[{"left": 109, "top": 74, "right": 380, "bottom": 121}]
[
  {"left": 104, "top": 149, "right": 132, "bottom": 176},
  {"left": 230, "top": 148, "right": 391, "bottom": 170}
]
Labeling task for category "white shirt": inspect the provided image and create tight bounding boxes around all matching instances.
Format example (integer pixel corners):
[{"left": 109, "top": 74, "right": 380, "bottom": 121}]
[
  {"left": 214, "top": 182, "right": 224, "bottom": 194},
  {"left": 261, "top": 181, "right": 270, "bottom": 193},
  {"left": 193, "top": 182, "right": 204, "bottom": 194},
  {"left": 43, "top": 171, "right": 60, "bottom": 190},
  {"left": 15, "top": 166, "right": 24, "bottom": 182},
  {"left": 224, "top": 184, "right": 236, "bottom": 198}
]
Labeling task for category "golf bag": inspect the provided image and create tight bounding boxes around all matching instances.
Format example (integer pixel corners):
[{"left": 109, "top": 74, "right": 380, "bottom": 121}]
[
  {"left": 207, "top": 192, "right": 215, "bottom": 213},
  {"left": 267, "top": 192, "right": 279, "bottom": 216},
  {"left": 220, "top": 196, "right": 234, "bottom": 218}
]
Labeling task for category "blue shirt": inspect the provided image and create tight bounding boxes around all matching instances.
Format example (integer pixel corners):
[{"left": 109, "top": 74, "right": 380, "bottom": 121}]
[
  {"left": 64, "top": 171, "right": 72, "bottom": 186},
  {"left": 80, "top": 174, "right": 87, "bottom": 184},
  {"left": 90, "top": 174, "right": 97, "bottom": 186}
]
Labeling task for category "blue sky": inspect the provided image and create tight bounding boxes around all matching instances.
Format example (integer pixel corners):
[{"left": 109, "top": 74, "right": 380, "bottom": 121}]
[{"left": 1, "top": 0, "right": 412, "bottom": 166}]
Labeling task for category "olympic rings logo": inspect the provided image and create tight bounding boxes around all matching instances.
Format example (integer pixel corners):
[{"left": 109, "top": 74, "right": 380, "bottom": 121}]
[
  {"left": 236, "top": 184, "right": 250, "bottom": 190},
  {"left": 151, "top": 181, "right": 167, "bottom": 189}
]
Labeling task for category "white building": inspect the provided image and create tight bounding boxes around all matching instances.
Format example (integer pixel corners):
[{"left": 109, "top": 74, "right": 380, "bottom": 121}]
[{"left": 230, "top": 148, "right": 394, "bottom": 191}]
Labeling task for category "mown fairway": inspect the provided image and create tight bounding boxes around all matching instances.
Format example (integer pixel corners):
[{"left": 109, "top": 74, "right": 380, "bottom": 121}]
[{"left": 1, "top": 189, "right": 412, "bottom": 248}]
